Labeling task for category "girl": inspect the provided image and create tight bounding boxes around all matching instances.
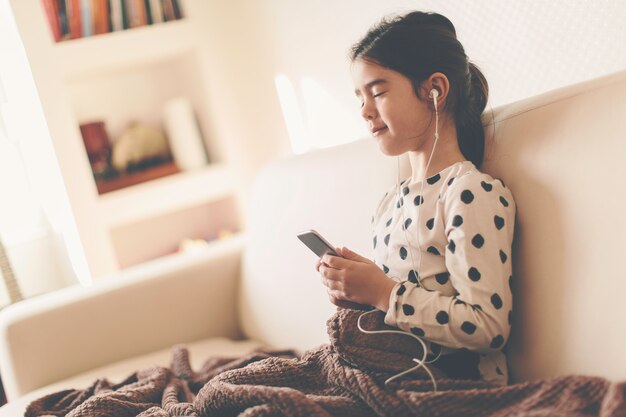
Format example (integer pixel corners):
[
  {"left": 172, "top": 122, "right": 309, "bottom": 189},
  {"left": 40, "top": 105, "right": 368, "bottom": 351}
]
[{"left": 316, "top": 11, "right": 516, "bottom": 387}]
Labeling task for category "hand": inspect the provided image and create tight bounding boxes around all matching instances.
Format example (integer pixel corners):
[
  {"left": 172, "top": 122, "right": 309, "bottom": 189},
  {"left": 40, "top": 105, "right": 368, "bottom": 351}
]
[
  {"left": 315, "top": 253, "right": 367, "bottom": 310},
  {"left": 315, "top": 247, "right": 396, "bottom": 311}
]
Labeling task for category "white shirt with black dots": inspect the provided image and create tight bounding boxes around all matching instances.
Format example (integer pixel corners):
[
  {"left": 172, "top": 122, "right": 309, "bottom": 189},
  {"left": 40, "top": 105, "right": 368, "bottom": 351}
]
[{"left": 371, "top": 160, "right": 516, "bottom": 386}]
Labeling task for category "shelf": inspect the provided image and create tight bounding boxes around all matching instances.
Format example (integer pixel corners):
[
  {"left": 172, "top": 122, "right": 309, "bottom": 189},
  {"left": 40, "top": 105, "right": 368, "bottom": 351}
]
[
  {"left": 98, "top": 163, "right": 235, "bottom": 227},
  {"left": 54, "top": 19, "right": 194, "bottom": 79},
  {"left": 109, "top": 231, "right": 247, "bottom": 279},
  {"left": 96, "top": 161, "right": 181, "bottom": 194},
  {"left": 110, "top": 195, "right": 241, "bottom": 268}
]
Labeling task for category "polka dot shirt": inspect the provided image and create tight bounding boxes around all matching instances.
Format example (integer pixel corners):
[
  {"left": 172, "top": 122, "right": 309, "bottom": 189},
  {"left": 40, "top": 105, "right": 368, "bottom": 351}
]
[{"left": 371, "top": 160, "right": 516, "bottom": 386}]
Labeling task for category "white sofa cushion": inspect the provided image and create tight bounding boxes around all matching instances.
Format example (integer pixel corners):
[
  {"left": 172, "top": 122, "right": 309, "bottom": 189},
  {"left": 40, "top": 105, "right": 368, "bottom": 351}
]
[{"left": 479, "top": 69, "right": 626, "bottom": 382}]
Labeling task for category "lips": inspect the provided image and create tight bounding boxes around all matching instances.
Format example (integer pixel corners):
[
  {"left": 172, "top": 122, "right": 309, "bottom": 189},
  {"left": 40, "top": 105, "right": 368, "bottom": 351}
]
[{"left": 371, "top": 126, "right": 387, "bottom": 135}]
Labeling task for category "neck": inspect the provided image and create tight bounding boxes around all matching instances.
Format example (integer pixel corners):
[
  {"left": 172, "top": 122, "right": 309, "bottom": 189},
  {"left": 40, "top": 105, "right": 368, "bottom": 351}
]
[{"left": 407, "top": 119, "right": 467, "bottom": 182}]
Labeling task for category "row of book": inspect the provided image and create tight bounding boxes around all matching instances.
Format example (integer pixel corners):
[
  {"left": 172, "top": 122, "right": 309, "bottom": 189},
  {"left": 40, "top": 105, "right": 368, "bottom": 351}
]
[{"left": 42, "top": 0, "right": 184, "bottom": 42}]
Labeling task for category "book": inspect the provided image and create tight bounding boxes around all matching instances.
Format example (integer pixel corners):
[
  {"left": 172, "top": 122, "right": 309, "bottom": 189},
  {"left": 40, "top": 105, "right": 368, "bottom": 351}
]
[
  {"left": 65, "top": 0, "right": 82, "bottom": 39},
  {"left": 161, "top": 0, "right": 175, "bottom": 22},
  {"left": 80, "top": 0, "right": 92, "bottom": 36},
  {"left": 148, "top": 0, "right": 163, "bottom": 24},
  {"left": 92, "top": 0, "right": 109, "bottom": 34},
  {"left": 172, "top": 0, "right": 182, "bottom": 19},
  {"left": 56, "top": 0, "right": 70, "bottom": 40},
  {"left": 128, "top": 0, "right": 148, "bottom": 28},
  {"left": 41, "top": 0, "right": 62, "bottom": 42},
  {"left": 109, "top": 0, "right": 124, "bottom": 32},
  {"left": 106, "top": 0, "right": 113, "bottom": 31},
  {"left": 121, "top": 0, "right": 129, "bottom": 29},
  {"left": 124, "top": 0, "right": 133, "bottom": 28},
  {"left": 144, "top": 0, "right": 152, "bottom": 24}
]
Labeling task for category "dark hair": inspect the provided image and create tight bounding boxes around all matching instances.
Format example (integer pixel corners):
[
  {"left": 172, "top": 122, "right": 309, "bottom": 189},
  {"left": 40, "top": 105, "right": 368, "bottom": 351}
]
[{"left": 349, "top": 11, "right": 489, "bottom": 168}]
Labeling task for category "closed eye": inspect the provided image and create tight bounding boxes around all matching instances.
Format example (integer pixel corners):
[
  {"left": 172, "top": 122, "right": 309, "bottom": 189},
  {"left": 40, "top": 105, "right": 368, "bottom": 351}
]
[{"left": 359, "top": 92, "right": 386, "bottom": 107}]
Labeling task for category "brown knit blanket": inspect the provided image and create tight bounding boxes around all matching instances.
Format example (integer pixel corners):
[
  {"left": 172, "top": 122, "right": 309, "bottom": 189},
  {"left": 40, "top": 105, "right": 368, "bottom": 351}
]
[{"left": 25, "top": 308, "right": 626, "bottom": 417}]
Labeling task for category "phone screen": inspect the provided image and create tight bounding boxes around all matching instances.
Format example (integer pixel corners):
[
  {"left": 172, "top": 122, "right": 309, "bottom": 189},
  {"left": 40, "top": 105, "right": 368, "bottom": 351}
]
[{"left": 297, "top": 230, "right": 341, "bottom": 258}]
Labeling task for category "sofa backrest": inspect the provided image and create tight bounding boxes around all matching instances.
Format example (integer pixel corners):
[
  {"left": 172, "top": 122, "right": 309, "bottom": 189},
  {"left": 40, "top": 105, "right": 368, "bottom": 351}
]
[
  {"left": 239, "top": 68, "right": 626, "bottom": 384},
  {"left": 239, "top": 138, "right": 407, "bottom": 351}
]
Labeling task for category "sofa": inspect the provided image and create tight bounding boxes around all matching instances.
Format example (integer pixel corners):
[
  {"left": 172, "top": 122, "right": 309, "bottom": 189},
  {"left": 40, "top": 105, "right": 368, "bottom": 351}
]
[{"left": 1, "top": 67, "right": 626, "bottom": 415}]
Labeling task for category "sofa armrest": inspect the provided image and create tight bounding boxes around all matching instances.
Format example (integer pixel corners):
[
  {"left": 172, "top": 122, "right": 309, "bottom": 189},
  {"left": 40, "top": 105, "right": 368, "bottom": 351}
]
[{"left": 0, "top": 234, "right": 246, "bottom": 400}]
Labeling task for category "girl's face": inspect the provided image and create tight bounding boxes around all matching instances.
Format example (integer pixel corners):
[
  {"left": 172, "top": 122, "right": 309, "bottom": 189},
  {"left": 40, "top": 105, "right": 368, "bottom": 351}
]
[{"left": 351, "top": 58, "right": 433, "bottom": 156}]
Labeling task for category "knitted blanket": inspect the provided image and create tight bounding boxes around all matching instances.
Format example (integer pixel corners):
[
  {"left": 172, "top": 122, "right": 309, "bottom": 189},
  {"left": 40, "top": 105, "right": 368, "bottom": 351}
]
[{"left": 25, "top": 308, "right": 626, "bottom": 417}]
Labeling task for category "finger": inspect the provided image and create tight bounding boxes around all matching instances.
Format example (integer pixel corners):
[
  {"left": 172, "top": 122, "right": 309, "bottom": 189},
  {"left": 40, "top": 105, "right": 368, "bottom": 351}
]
[
  {"left": 320, "top": 276, "right": 330, "bottom": 290},
  {"left": 329, "top": 297, "right": 342, "bottom": 307},
  {"left": 340, "top": 247, "right": 372, "bottom": 264},
  {"left": 327, "top": 289, "right": 346, "bottom": 303},
  {"left": 322, "top": 254, "right": 344, "bottom": 268},
  {"left": 317, "top": 259, "right": 332, "bottom": 272},
  {"left": 322, "top": 277, "right": 342, "bottom": 292},
  {"left": 320, "top": 264, "right": 341, "bottom": 282}
]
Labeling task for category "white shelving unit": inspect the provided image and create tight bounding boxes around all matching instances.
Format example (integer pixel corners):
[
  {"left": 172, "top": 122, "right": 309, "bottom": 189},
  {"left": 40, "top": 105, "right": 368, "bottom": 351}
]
[
  {"left": 98, "top": 162, "right": 234, "bottom": 227},
  {"left": 8, "top": 0, "right": 243, "bottom": 279},
  {"left": 55, "top": 19, "right": 195, "bottom": 78}
]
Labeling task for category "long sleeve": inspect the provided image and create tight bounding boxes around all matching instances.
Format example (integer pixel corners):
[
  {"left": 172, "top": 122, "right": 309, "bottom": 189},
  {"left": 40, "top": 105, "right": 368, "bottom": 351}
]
[{"left": 383, "top": 174, "right": 516, "bottom": 353}]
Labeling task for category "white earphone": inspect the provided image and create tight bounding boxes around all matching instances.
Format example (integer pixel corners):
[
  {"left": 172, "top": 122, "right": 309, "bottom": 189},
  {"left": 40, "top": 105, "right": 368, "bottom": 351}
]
[
  {"left": 358, "top": 86, "right": 443, "bottom": 391},
  {"left": 430, "top": 88, "right": 439, "bottom": 113}
]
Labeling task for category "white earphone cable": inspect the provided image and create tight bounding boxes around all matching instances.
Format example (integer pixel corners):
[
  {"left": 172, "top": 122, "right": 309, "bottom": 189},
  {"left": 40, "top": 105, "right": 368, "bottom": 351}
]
[
  {"left": 357, "top": 308, "right": 438, "bottom": 390},
  {"left": 357, "top": 89, "right": 443, "bottom": 391}
]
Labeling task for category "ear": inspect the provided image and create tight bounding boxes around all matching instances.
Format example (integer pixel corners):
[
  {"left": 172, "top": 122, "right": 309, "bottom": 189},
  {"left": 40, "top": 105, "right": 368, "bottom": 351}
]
[{"left": 424, "top": 72, "right": 450, "bottom": 109}]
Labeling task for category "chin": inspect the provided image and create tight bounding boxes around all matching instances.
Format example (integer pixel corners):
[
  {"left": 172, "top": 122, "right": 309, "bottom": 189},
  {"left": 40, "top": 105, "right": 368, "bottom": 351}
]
[{"left": 376, "top": 140, "right": 404, "bottom": 157}]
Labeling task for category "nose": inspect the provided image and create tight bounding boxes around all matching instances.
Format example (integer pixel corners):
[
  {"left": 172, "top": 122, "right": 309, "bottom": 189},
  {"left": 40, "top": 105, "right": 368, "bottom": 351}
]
[{"left": 360, "top": 98, "right": 377, "bottom": 121}]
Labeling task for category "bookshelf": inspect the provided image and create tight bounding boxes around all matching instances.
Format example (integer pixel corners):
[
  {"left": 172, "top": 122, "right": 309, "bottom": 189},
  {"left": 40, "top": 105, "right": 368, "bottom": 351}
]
[
  {"left": 56, "top": 18, "right": 195, "bottom": 78},
  {"left": 8, "top": 0, "right": 244, "bottom": 279}
]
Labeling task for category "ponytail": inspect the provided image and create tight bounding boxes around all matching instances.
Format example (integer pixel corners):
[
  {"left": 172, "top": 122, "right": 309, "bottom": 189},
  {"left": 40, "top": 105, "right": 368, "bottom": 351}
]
[{"left": 455, "top": 62, "right": 489, "bottom": 169}]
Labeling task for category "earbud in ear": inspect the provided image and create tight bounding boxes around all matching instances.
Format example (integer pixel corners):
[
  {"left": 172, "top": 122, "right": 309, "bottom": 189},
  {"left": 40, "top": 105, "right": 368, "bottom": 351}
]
[{"left": 430, "top": 89, "right": 439, "bottom": 99}]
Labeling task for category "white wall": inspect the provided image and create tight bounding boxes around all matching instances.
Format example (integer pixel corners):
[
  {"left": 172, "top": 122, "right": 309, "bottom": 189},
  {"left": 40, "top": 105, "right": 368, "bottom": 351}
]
[
  {"left": 198, "top": 0, "right": 626, "bottom": 166},
  {"left": 0, "top": 0, "right": 84, "bottom": 305}
]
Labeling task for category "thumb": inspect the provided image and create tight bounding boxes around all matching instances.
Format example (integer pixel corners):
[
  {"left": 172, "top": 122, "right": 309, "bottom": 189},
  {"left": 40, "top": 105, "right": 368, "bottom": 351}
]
[
  {"left": 341, "top": 246, "right": 359, "bottom": 258},
  {"left": 342, "top": 247, "right": 373, "bottom": 264}
]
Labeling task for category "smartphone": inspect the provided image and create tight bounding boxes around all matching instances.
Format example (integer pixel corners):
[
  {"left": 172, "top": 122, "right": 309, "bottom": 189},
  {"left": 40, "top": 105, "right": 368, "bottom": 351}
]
[
  {"left": 298, "top": 229, "right": 372, "bottom": 311},
  {"left": 296, "top": 229, "right": 343, "bottom": 258}
]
